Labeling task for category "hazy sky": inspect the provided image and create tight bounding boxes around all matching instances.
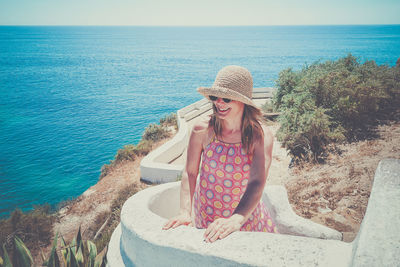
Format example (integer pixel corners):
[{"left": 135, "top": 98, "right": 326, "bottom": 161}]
[{"left": 0, "top": 0, "right": 399, "bottom": 26}]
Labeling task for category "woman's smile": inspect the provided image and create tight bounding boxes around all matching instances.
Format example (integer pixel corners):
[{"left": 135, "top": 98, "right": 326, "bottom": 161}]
[{"left": 216, "top": 106, "right": 231, "bottom": 115}]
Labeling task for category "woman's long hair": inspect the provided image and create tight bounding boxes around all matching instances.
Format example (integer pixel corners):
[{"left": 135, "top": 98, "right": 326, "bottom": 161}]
[{"left": 209, "top": 104, "right": 265, "bottom": 155}]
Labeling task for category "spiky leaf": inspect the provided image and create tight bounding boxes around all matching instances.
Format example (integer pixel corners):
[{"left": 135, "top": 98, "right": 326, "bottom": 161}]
[
  {"left": 75, "top": 246, "right": 84, "bottom": 266},
  {"left": 14, "top": 236, "right": 33, "bottom": 267},
  {"left": 59, "top": 235, "right": 68, "bottom": 265},
  {"left": 76, "top": 227, "right": 82, "bottom": 252},
  {"left": 94, "top": 245, "right": 107, "bottom": 267},
  {"left": 70, "top": 238, "right": 77, "bottom": 254},
  {"left": 87, "top": 241, "right": 97, "bottom": 267},
  {"left": 69, "top": 248, "right": 78, "bottom": 267},
  {"left": 45, "top": 232, "right": 60, "bottom": 267},
  {"left": 1, "top": 244, "right": 12, "bottom": 267},
  {"left": 40, "top": 247, "right": 47, "bottom": 264}
]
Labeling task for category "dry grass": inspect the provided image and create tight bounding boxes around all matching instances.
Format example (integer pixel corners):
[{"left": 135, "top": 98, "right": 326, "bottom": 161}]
[{"left": 285, "top": 120, "right": 400, "bottom": 242}]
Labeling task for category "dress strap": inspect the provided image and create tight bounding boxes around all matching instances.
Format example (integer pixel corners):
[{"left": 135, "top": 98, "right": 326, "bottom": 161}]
[
  {"left": 211, "top": 131, "right": 216, "bottom": 142},
  {"left": 203, "top": 129, "right": 216, "bottom": 151}
]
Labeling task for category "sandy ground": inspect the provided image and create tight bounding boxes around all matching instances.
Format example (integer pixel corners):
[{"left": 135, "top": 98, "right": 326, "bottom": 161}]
[{"left": 36, "top": 118, "right": 399, "bottom": 264}]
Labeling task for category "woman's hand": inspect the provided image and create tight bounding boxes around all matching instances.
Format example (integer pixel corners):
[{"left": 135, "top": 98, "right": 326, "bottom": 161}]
[
  {"left": 163, "top": 212, "right": 192, "bottom": 230},
  {"left": 204, "top": 214, "right": 244, "bottom": 242}
]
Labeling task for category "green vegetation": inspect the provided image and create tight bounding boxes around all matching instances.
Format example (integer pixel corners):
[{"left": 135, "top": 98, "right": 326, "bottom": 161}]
[
  {"left": 261, "top": 100, "right": 275, "bottom": 114},
  {"left": 0, "top": 227, "right": 107, "bottom": 267},
  {"left": 273, "top": 54, "right": 400, "bottom": 162},
  {"left": 100, "top": 112, "right": 178, "bottom": 179},
  {"left": 159, "top": 112, "right": 178, "bottom": 130},
  {"left": 141, "top": 123, "right": 170, "bottom": 142}
]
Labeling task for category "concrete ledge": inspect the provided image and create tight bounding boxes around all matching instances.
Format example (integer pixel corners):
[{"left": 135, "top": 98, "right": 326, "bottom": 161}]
[
  {"left": 107, "top": 224, "right": 124, "bottom": 267},
  {"left": 350, "top": 158, "right": 400, "bottom": 266},
  {"left": 108, "top": 182, "right": 349, "bottom": 266}
]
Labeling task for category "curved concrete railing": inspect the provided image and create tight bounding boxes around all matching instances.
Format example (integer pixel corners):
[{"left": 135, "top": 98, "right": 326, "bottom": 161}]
[
  {"left": 140, "top": 87, "right": 276, "bottom": 184},
  {"left": 108, "top": 183, "right": 348, "bottom": 266},
  {"left": 108, "top": 158, "right": 400, "bottom": 266}
]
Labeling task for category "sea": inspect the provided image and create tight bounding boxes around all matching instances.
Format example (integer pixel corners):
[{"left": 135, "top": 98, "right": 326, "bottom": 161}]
[{"left": 0, "top": 25, "right": 399, "bottom": 218}]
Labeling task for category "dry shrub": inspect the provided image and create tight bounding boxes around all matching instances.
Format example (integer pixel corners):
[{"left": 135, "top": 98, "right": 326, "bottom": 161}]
[
  {"left": 92, "top": 183, "right": 143, "bottom": 252},
  {"left": 0, "top": 205, "right": 54, "bottom": 258}
]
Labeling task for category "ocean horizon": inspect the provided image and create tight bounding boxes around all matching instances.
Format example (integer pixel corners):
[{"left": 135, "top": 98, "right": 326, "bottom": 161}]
[{"left": 1, "top": 25, "right": 399, "bottom": 218}]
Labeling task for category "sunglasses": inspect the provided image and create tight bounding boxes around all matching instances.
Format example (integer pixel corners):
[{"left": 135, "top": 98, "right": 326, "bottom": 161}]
[{"left": 208, "top": 95, "right": 232, "bottom": 103}]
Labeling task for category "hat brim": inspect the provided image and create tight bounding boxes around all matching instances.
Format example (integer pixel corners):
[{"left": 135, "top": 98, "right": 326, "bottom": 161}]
[{"left": 197, "top": 86, "right": 258, "bottom": 108}]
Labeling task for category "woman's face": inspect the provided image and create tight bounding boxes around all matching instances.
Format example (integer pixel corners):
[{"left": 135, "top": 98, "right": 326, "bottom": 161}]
[{"left": 213, "top": 97, "right": 245, "bottom": 120}]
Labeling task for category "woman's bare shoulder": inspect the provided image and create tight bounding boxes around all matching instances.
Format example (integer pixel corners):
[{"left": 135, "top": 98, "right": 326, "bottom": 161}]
[
  {"left": 262, "top": 124, "right": 274, "bottom": 143},
  {"left": 260, "top": 124, "right": 274, "bottom": 154},
  {"left": 192, "top": 118, "right": 210, "bottom": 134},
  {"left": 191, "top": 118, "right": 213, "bottom": 149},
  {"left": 252, "top": 124, "right": 273, "bottom": 150}
]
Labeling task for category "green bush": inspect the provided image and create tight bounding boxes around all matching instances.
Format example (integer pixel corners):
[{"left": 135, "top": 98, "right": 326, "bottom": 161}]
[
  {"left": 115, "top": 144, "right": 136, "bottom": 162},
  {"left": 274, "top": 54, "right": 400, "bottom": 161},
  {"left": 261, "top": 100, "right": 276, "bottom": 113},
  {"left": 134, "top": 139, "right": 153, "bottom": 156},
  {"left": 142, "top": 123, "right": 170, "bottom": 142},
  {"left": 160, "top": 112, "right": 178, "bottom": 129}
]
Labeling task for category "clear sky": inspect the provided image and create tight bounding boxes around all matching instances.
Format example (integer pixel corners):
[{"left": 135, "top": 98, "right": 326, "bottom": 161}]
[{"left": 0, "top": 0, "right": 399, "bottom": 26}]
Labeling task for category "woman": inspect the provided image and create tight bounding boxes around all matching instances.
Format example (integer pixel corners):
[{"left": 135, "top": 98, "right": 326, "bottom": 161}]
[{"left": 163, "top": 65, "right": 278, "bottom": 242}]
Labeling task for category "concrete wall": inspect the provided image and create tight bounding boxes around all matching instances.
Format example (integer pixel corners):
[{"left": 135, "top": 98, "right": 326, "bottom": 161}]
[
  {"left": 350, "top": 158, "right": 400, "bottom": 266},
  {"left": 108, "top": 159, "right": 400, "bottom": 266}
]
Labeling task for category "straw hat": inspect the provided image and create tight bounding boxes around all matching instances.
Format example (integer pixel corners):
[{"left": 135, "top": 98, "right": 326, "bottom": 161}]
[{"left": 197, "top": 65, "right": 257, "bottom": 108}]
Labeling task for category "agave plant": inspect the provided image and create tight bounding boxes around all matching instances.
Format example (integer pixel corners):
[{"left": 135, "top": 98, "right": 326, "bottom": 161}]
[
  {"left": 1, "top": 244, "right": 12, "bottom": 267},
  {"left": 44, "top": 227, "right": 107, "bottom": 267},
  {"left": 0, "top": 236, "right": 33, "bottom": 267},
  {"left": 0, "top": 227, "right": 107, "bottom": 267}
]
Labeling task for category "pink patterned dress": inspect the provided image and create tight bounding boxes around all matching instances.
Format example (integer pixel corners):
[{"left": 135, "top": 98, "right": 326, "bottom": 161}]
[{"left": 193, "top": 135, "right": 278, "bottom": 233}]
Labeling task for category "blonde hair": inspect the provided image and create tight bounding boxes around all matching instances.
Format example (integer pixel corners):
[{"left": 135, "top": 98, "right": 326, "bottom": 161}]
[{"left": 209, "top": 104, "right": 265, "bottom": 155}]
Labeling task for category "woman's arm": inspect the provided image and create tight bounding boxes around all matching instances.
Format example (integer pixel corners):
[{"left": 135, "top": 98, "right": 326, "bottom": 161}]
[
  {"left": 163, "top": 121, "right": 207, "bottom": 229},
  {"left": 232, "top": 126, "right": 273, "bottom": 223},
  {"left": 204, "top": 127, "right": 274, "bottom": 241}
]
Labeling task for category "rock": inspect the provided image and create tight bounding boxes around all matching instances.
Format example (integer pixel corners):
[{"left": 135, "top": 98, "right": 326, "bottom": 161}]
[
  {"left": 334, "top": 213, "right": 348, "bottom": 224},
  {"left": 318, "top": 206, "right": 332, "bottom": 214}
]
